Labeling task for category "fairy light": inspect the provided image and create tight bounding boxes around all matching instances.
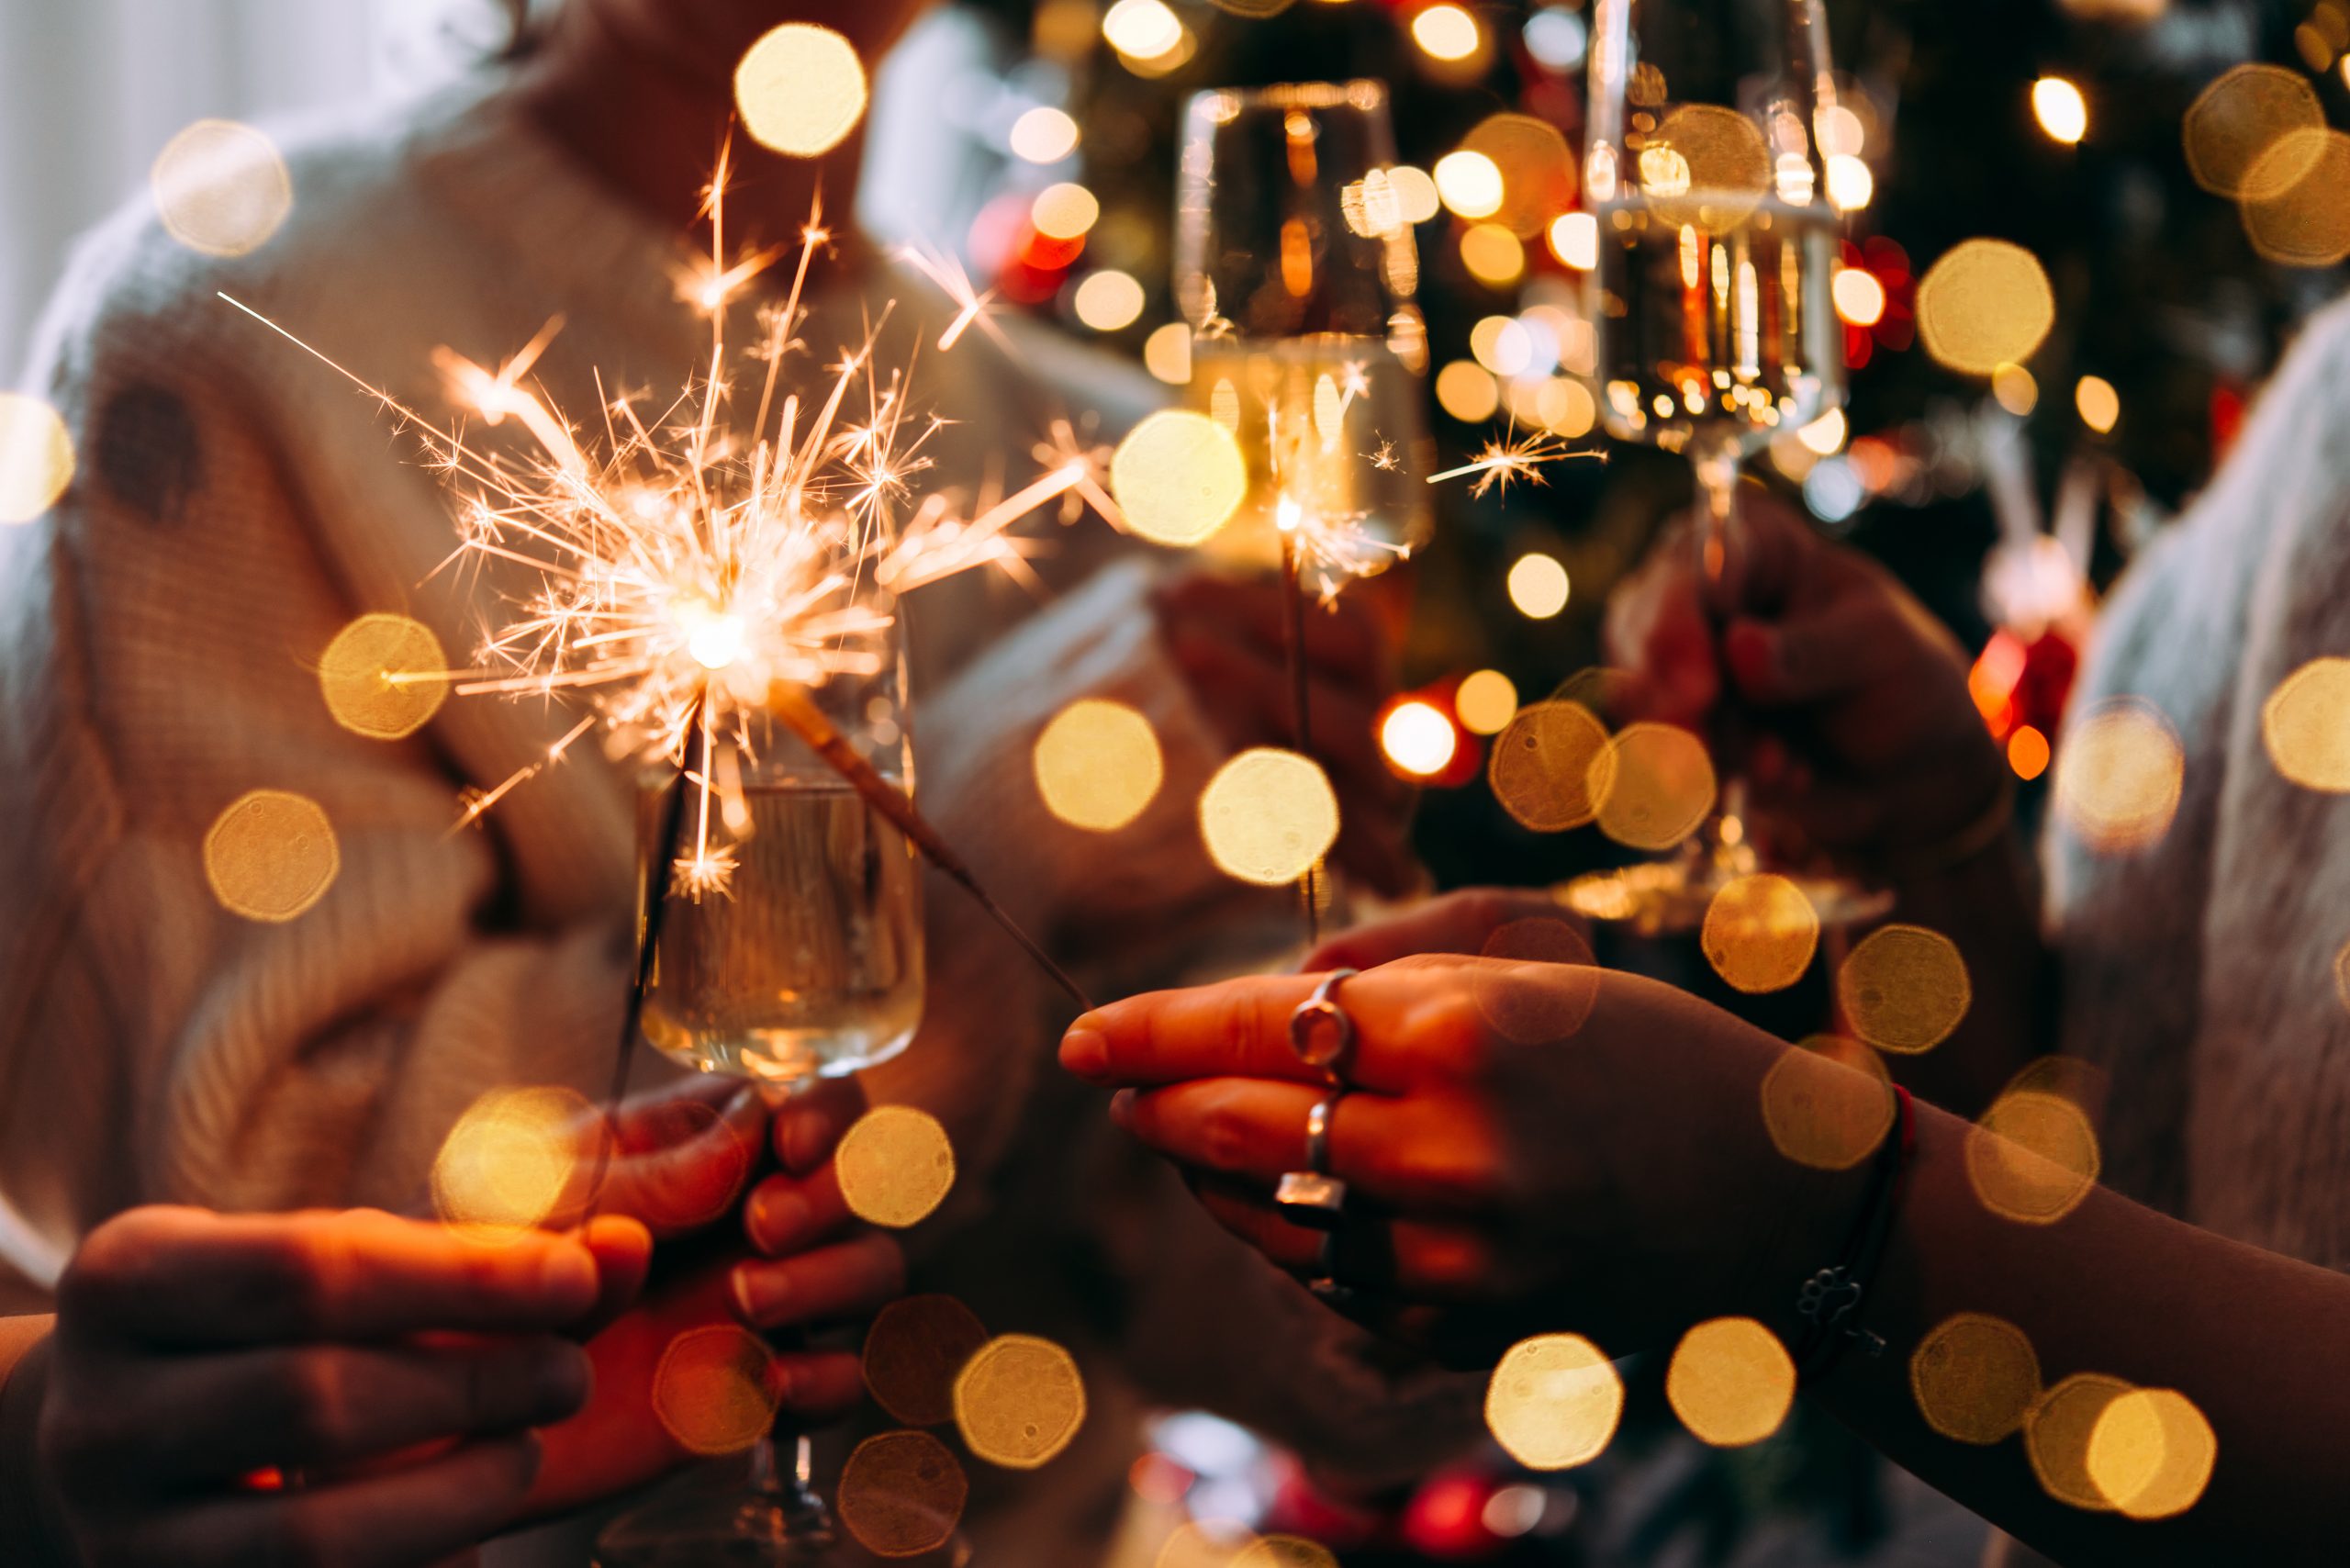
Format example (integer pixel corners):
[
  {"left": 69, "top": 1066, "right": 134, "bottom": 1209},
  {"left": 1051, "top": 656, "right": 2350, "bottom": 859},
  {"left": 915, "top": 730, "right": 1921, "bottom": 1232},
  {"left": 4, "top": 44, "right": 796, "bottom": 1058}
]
[
  {"left": 1411, "top": 4, "right": 1483, "bottom": 62},
  {"left": 2031, "top": 77, "right": 2088, "bottom": 144},
  {"left": 0, "top": 394, "right": 74, "bottom": 524},
  {"left": 1547, "top": 211, "right": 1599, "bottom": 270},
  {"left": 1380, "top": 699, "right": 1459, "bottom": 777},
  {"left": 2075, "top": 375, "right": 2120, "bottom": 433},
  {"left": 1009, "top": 106, "right": 1080, "bottom": 163},
  {"left": 1072, "top": 270, "right": 1146, "bottom": 330},
  {"left": 1824, "top": 153, "right": 1874, "bottom": 212},
  {"left": 1433, "top": 150, "right": 1505, "bottom": 219},
  {"left": 1102, "top": 0, "right": 1184, "bottom": 59},
  {"left": 734, "top": 24, "right": 868, "bottom": 157},
  {"left": 1505, "top": 553, "right": 1570, "bottom": 618},
  {"left": 1831, "top": 267, "right": 1886, "bottom": 327},
  {"left": 1031, "top": 182, "right": 1101, "bottom": 240}
]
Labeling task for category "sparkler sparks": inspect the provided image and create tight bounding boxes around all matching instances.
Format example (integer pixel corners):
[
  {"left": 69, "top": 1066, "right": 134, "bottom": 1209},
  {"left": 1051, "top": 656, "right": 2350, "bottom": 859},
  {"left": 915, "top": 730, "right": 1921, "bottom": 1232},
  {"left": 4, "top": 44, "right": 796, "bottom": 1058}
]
[
  {"left": 1425, "top": 424, "right": 1599, "bottom": 498},
  {"left": 223, "top": 158, "right": 1109, "bottom": 905}
]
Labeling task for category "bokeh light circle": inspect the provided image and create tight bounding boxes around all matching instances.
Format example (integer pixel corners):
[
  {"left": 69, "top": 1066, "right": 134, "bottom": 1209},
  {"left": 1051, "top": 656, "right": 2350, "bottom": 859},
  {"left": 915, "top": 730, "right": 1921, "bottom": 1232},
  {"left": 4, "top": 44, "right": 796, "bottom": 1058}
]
[
  {"left": 2053, "top": 697, "right": 2182, "bottom": 854},
  {"left": 837, "top": 1429, "right": 968, "bottom": 1556},
  {"left": 1664, "top": 1316, "right": 1796, "bottom": 1447},
  {"left": 431, "top": 1085, "right": 589, "bottom": 1236},
  {"left": 836, "top": 1105, "right": 957, "bottom": 1228},
  {"left": 1909, "top": 1312, "right": 2042, "bottom": 1444},
  {"left": 1198, "top": 747, "right": 1340, "bottom": 885},
  {"left": 2262, "top": 657, "right": 2350, "bottom": 790},
  {"left": 652, "top": 1324, "right": 784, "bottom": 1455},
  {"left": 0, "top": 395, "right": 73, "bottom": 524},
  {"left": 203, "top": 789, "right": 340, "bottom": 923},
  {"left": 1759, "top": 1035, "right": 1894, "bottom": 1170},
  {"left": 1488, "top": 700, "right": 1613, "bottom": 832},
  {"left": 2240, "top": 129, "right": 2350, "bottom": 267},
  {"left": 1966, "top": 1090, "right": 2100, "bottom": 1224},
  {"left": 1837, "top": 923, "right": 1970, "bottom": 1053},
  {"left": 734, "top": 24, "right": 869, "bottom": 157},
  {"left": 1701, "top": 872, "right": 1819, "bottom": 994},
  {"left": 319, "top": 613, "right": 448, "bottom": 740},
  {"left": 1485, "top": 1334, "right": 1623, "bottom": 1470},
  {"left": 2183, "top": 64, "right": 2323, "bottom": 199},
  {"left": 151, "top": 119, "right": 293, "bottom": 257},
  {"left": 953, "top": 1333, "right": 1088, "bottom": 1469},
  {"left": 1593, "top": 722, "right": 1716, "bottom": 851},
  {"left": 2027, "top": 1372, "right": 2134, "bottom": 1511},
  {"left": 1034, "top": 699, "right": 1164, "bottom": 831},
  {"left": 2086, "top": 1387, "right": 2216, "bottom": 1519},
  {"left": 864, "top": 1294, "right": 992, "bottom": 1428},
  {"left": 1111, "top": 411, "right": 1248, "bottom": 546},
  {"left": 1916, "top": 241, "right": 2056, "bottom": 377}
]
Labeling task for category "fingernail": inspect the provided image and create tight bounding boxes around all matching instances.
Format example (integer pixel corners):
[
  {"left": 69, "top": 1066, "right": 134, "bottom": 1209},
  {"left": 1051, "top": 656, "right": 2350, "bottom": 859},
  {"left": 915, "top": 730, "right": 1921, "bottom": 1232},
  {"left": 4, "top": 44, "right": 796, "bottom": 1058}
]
[
  {"left": 534, "top": 1343, "right": 593, "bottom": 1419},
  {"left": 1060, "top": 1028, "right": 1109, "bottom": 1079},
  {"left": 733, "top": 1263, "right": 786, "bottom": 1327},
  {"left": 752, "top": 1188, "right": 810, "bottom": 1254},
  {"left": 765, "top": 1355, "right": 796, "bottom": 1405},
  {"left": 538, "top": 1243, "right": 598, "bottom": 1306},
  {"left": 1108, "top": 1088, "right": 1136, "bottom": 1127}
]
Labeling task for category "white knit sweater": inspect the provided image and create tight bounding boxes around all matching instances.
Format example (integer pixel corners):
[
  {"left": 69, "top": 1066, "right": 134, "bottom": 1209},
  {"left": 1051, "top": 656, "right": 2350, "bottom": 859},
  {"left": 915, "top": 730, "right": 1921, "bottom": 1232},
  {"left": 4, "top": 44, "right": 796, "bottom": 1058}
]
[{"left": 0, "top": 71, "right": 1479, "bottom": 1562}]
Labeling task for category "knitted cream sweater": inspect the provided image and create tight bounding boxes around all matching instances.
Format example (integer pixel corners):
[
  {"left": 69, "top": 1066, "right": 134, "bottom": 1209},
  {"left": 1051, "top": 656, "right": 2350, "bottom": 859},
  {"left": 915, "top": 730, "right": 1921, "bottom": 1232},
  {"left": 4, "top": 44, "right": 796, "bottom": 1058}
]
[{"left": 0, "top": 72, "right": 1479, "bottom": 1562}]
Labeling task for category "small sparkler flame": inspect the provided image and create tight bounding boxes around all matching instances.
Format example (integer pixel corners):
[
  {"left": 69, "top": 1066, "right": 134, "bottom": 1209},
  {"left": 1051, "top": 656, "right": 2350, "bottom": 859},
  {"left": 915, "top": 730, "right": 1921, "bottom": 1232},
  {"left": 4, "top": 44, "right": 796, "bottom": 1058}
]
[
  {"left": 1425, "top": 424, "right": 1601, "bottom": 499},
  {"left": 898, "top": 243, "right": 1012, "bottom": 356}
]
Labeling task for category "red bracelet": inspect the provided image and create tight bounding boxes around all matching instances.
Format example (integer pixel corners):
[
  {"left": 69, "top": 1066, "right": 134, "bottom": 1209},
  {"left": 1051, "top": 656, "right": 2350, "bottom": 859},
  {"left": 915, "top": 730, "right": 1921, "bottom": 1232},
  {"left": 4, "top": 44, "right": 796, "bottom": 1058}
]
[{"left": 1791, "top": 1085, "right": 1915, "bottom": 1385}]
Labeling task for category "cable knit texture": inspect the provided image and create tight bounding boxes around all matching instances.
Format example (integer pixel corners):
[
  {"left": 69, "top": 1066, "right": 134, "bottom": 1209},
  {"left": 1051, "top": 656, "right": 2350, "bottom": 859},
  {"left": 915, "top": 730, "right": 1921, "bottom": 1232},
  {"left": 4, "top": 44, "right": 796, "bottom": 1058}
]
[{"left": 0, "top": 72, "right": 1481, "bottom": 1563}]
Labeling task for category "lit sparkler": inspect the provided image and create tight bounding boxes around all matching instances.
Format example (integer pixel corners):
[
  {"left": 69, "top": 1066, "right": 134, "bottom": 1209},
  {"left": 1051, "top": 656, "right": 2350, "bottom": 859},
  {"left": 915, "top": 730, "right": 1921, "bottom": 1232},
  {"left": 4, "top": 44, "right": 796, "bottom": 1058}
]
[{"left": 1425, "top": 424, "right": 1599, "bottom": 499}]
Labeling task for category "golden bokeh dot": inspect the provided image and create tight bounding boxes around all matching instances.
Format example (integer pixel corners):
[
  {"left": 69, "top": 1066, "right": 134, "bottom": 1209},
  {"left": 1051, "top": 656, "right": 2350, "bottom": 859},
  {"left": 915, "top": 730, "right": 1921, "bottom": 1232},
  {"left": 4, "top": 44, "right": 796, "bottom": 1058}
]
[
  {"left": 953, "top": 1333, "right": 1088, "bottom": 1470},
  {"left": 2001, "top": 1052, "right": 2106, "bottom": 1114},
  {"left": 1701, "top": 873, "right": 1819, "bottom": 994},
  {"left": 837, "top": 1429, "right": 968, "bottom": 1557},
  {"left": 1908, "top": 1313, "right": 2042, "bottom": 1444},
  {"left": 1198, "top": 747, "right": 1340, "bottom": 886},
  {"left": 1837, "top": 923, "right": 1970, "bottom": 1054},
  {"left": 734, "top": 23, "right": 868, "bottom": 157},
  {"left": 652, "top": 1324, "right": 783, "bottom": 1456},
  {"left": 319, "top": 613, "right": 448, "bottom": 740},
  {"left": 1916, "top": 241, "right": 2056, "bottom": 378},
  {"left": 2262, "top": 657, "right": 2350, "bottom": 791},
  {"left": 1489, "top": 700, "right": 1613, "bottom": 831},
  {"left": 1646, "top": 105, "right": 1772, "bottom": 230},
  {"left": 1474, "top": 916, "right": 1599, "bottom": 1044},
  {"left": 864, "top": 1294, "right": 992, "bottom": 1428},
  {"left": 1966, "top": 1090, "right": 2100, "bottom": 1224},
  {"left": 203, "top": 789, "right": 341, "bottom": 923},
  {"left": 0, "top": 394, "right": 74, "bottom": 524},
  {"left": 2027, "top": 1372, "right": 2134, "bottom": 1512},
  {"left": 1593, "top": 722, "right": 1716, "bottom": 852},
  {"left": 1157, "top": 1521, "right": 1259, "bottom": 1568},
  {"left": 2183, "top": 64, "right": 2324, "bottom": 198},
  {"left": 2242, "top": 129, "right": 2350, "bottom": 268},
  {"left": 1111, "top": 410, "right": 1248, "bottom": 546},
  {"left": 1760, "top": 1035, "right": 1894, "bottom": 1171},
  {"left": 1034, "top": 699, "right": 1164, "bottom": 831},
  {"left": 837, "top": 1105, "right": 957, "bottom": 1228},
  {"left": 151, "top": 119, "right": 293, "bottom": 257},
  {"left": 1485, "top": 1334, "right": 1623, "bottom": 1471},
  {"left": 1664, "top": 1316, "right": 1796, "bottom": 1448},
  {"left": 431, "top": 1085, "right": 589, "bottom": 1236},
  {"left": 1232, "top": 1539, "right": 1337, "bottom": 1568},
  {"left": 1434, "top": 359, "right": 1500, "bottom": 422},
  {"left": 1380, "top": 699, "right": 1459, "bottom": 778},
  {"left": 1458, "top": 113, "right": 1575, "bottom": 238},
  {"left": 2053, "top": 697, "right": 2182, "bottom": 854},
  {"left": 1506, "top": 552, "right": 1571, "bottom": 619},
  {"left": 2086, "top": 1387, "right": 2217, "bottom": 1520},
  {"left": 1456, "top": 668, "right": 1519, "bottom": 736},
  {"left": 1033, "top": 182, "right": 1102, "bottom": 240}
]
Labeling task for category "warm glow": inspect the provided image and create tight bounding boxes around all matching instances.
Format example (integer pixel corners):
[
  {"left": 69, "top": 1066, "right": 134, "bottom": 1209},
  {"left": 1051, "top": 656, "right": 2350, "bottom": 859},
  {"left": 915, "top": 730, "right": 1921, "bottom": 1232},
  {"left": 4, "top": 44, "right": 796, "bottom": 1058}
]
[
  {"left": 0, "top": 394, "right": 74, "bottom": 524},
  {"left": 1837, "top": 923, "right": 1970, "bottom": 1053},
  {"left": 734, "top": 24, "right": 868, "bottom": 157},
  {"left": 1198, "top": 747, "right": 1341, "bottom": 885},
  {"left": 1824, "top": 153, "right": 1874, "bottom": 212},
  {"left": 2031, "top": 76, "right": 2089, "bottom": 144},
  {"left": 835, "top": 1104, "right": 957, "bottom": 1227},
  {"left": 1760, "top": 1036, "right": 1894, "bottom": 1170},
  {"left": 2075, "top": 375, "right": 2120, "bottom": 433},
  {"left": 1816, "top": 104, "right": 1866, "bottom": 157},
  {"left": 1235, "top": 1539, "right": 1338, "bottom": 1568},
  {"left": 2183, "top": 64, "right": 2323, "bottom": 199},
  {"left": 1460, "top": 223, "right": 1527, "bottom": 286},
  {"left": 203, "top": 789, "right": 340, "bottom": 922},
  {"left": 653, "top": 1325, "right": 785, "bottom": 1455},
  {"left": 1796, "top": 407, "right": 1848, "bottom": 456},
  {"left": 1473, "top": 916, "right": 1600, "bottom": 1043},
  {"left": 1102, "top": 0, "right": 1186, "bottom": 58},
  {"left": 862, "top": 1294, "right": 992, "bottom": 1428},
  {"left": 2008, "top": 723, "right": 2052, "bottom": 780},
  {"left": 1031, "top": 182, "right": 1102, "bottom": 240},
  {"left": 1507, "top": 553, "right": 1571, "bottom": 619},
  {"left": 431, "top": 1086, "right": 588, "bottom": 1236},
  {"left": 1110, "top": 410, "right": 1248, "bottom": 545},
  {"left": 1832, "top": 267, "right": 1887, "bottom": 327},
  {"left": 2027, "top": 1372, "right": 2135, "bottom": 1511},
  {"left": 1009, "top": 106, "right": 1081, "bottom": 163},
  {"left": 1991, "top": 362, "right": 2040, "bottom": 416},
  {"left": 1701, "top": 873, "right": 1819, "bottom": 994},
  {"left": 1388, "top": 164, "right": 1442, "bottom": 224},
  {"left": 151, "top": 119, "right": 293, "bottom": 258},
  {"left": 1381, "top": 699, "right": 1459, "bottom": 778},
  {"left": 1595, "top": 722, "right": 1717, "bottom": 851},
  {"left": 1433, "top": 360, "right": 1500, "bottom": 422},
  {"left": 2053, "top": 697, "right": 2182, "bottom": 853},
  {"left": 1485, "top": 1334, "right": 1623, "bottom": 1469},
  {"left": 1917, "top": 240, "right": 2056, "bottom": 376},
  {"left": 2087, "top": 1387, "right": 2216, "bottom": 1518},
  {"left": 954, "top": 1333, "right": 1088, "bottom": 1468},
  {"left": 1910, "top": 1313, "right": 2042, "bottom": 1444},
  {"left": 1411, "top": 3, "right": 1483, "bottom": 61},
  {"left": 1489, "top": 700, "right": 1613, "bottom": 831},
  {"left": 2240, "top": 128, "right": 2350, "bottom": 267},
  {"left": 1471, "top": 315, "right": 1533, "bottom": 377},
  {"left": 1456, "top": 668, "right": 1519, "bottom": 735},
  {"left": 1967, "top": 1090, "right": 2100, "bottom": 1223},
  {"left": 1143, "top": 321, "right": 1192, "bottom": 384},
  {"left": 2263, "top": 657, "right": 2350, "bottom": 790},
  {"left": 1073, "top": 269, "right": 1147, "bottom": 330},
  {"left": 1665, "top": 1317, "right": 1796, "bottom": 1447},
  {"left": 1547, "top": 210, "right": 1599, "bottom": 270},
  {"left": 1433, "top": 150, "right": 1505, "bottom": 218},
  {"left": 1034, "top": 698, "right": 1165, "bottom": 831},
  {"left": 839, "top": 1430, "right": 968, "bottom": 1555},
  {"left": 1645, "top": 106, "right": 1771, "bottom": 230}
]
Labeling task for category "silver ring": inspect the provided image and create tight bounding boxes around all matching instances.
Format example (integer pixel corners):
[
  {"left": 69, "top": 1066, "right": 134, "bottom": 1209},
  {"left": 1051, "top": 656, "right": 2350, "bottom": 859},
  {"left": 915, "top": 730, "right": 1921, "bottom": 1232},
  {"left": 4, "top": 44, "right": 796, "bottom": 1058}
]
[
  {"left": 1275, "top": 1089, "right": 1349, "bottom": 1229},
  {"left": 1289, "top": 968, "right": 1359, "bottom": 1084}
]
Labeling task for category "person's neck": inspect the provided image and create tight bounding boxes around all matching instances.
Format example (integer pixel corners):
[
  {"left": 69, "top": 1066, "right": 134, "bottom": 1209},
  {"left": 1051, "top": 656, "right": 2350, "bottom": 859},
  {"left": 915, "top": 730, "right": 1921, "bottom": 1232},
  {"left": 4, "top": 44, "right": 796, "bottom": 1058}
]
[{"left": 509, "top": 1, "right": 879, "bottom": 269}]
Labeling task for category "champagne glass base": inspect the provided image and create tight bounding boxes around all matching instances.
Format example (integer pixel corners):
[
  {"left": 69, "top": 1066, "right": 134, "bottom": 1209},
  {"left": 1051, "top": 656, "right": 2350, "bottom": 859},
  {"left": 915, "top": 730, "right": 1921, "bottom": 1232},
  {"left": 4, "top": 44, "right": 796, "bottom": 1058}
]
[{"left": 596, "top": 1439, "right": 840, "bottom": 1568}]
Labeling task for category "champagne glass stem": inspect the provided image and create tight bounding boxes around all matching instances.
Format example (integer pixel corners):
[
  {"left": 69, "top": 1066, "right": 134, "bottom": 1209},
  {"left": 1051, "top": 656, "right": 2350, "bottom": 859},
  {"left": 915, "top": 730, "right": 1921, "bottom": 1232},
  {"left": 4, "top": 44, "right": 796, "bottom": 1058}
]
[
  {"left": 1280, "top": 532, "right": 1323, "bottom": 946},
  {"left": 1691, "top": 444, "right": 1754, "bottom": 871}
]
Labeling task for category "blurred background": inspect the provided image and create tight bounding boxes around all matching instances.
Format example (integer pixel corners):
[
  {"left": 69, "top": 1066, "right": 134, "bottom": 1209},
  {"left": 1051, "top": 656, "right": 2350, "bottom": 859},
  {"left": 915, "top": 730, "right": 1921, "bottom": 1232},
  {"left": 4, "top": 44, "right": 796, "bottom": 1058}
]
[{"left": 5, "top": 0, "right": 2341, "bottom": 1561}]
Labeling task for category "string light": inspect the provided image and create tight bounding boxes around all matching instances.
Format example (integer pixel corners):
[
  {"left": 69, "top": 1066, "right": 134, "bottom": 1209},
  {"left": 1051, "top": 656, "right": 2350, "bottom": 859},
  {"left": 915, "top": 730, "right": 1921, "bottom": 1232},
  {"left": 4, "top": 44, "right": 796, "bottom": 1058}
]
[
  {"left": 2031, "top": 77, "right": 2088, "bottom": 144},
  {"left": 1411, "top": 4, "right": 1483, "bottom": 62}
]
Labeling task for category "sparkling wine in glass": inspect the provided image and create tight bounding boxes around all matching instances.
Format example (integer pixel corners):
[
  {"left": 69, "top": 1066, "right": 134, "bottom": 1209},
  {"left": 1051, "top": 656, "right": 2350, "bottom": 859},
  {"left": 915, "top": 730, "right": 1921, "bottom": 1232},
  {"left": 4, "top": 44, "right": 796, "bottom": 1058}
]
[{"left": 1565, "top": 0, "right": 1889, "bottom": 934}]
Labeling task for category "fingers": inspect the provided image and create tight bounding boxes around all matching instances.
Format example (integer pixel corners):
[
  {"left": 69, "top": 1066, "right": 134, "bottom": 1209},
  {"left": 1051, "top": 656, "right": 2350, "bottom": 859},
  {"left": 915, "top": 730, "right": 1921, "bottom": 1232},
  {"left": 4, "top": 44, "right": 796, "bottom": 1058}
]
[
  {"left": 1303, "top": 888, "right": 1572, "bottom": 973},
  {"left": 59, "top": 1208, "right": 601, "bottom": 1350},
  {"left": 574, "top": 1216, "right": 654, "bottom": 1338},
  {"left": 119, "top": 1432, "right": 543, "bottom": 1568},
  {"left": 594, "top": 1084, "right": 764, "bottom": 1238},
  {"left": 1112, "top": 1080, "right": 1497, "bottom": 1214},
  {"left": 730, "top": 1234, "right": 907, "bottom": 1332},
  {"left": 1154, "top": 572, "right": 1393, "bottom": 689},
  {"left": 1606, "top": 529, "right": 1720, "bottom": 728},
  {"left": 743, "top": 1161, "right": 852, "bottom": 1257},
  {"left": 773, "top": 1077, "right": 870, "bottom": 1175},
  {"left": 57, "top": 1338, "right": 589, "bottom": 1486},
  {"left": 1190, "top": 1186, "right": 1500, "bottom": 1304},
  {"left": 776, "top": 1350, "right": 868, "bottom": 1424},
  {"left": 1721, "top": 595, "right": 1903, "bottom": 708},
  {"left": 1062, "top": 971, "right": 1393, "bottom": 1093}
]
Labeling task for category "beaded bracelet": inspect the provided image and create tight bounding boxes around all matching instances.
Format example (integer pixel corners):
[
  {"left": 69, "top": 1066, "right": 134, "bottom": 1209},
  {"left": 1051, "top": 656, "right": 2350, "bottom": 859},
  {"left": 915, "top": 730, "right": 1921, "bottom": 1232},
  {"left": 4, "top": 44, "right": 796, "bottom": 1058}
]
[{"left": 1792, "top": 1085, "right": 1916, "bottom": 1385}]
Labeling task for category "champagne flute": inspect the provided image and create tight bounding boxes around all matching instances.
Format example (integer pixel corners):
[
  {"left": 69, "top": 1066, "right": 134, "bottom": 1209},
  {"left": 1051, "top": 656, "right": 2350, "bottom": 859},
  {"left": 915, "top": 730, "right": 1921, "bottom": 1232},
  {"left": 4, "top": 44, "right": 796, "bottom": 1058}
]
[
  {"left": 598, "top": 618, "right": 923, "bottom": 1566},
  {"left": 1173, "top": 79, "right": 1435, "bottom": 930},
  {"left": 1564, "top": 0, "right": 1890, "bottom": 935}
]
